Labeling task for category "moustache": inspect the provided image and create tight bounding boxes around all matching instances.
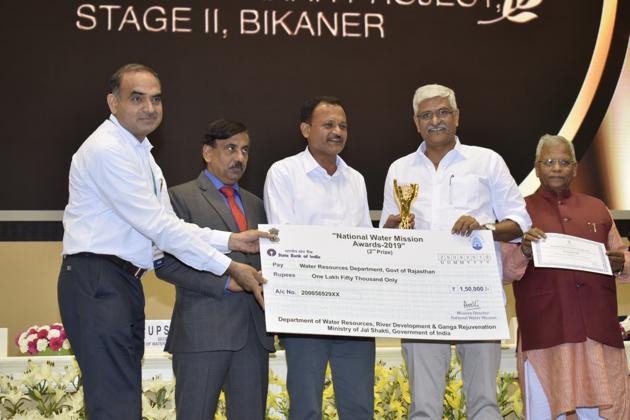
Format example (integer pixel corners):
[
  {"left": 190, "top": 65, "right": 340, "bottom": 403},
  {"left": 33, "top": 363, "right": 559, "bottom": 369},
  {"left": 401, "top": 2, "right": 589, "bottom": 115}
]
[
  {"left": 229, "top": 162, "right": 244, "bottom": 171},
  {"left": 139, "top": 112, "right": 158, "bottom": 120},
  {"left": 427, "top": 124, "right": 447, "bottom": 132}
]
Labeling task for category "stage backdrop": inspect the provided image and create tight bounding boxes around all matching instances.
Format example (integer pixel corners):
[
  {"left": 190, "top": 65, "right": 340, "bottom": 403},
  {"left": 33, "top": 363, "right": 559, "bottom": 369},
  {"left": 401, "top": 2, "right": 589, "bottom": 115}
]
[{"left": 0, "top": 0, "right": 629, "bottom": 219}]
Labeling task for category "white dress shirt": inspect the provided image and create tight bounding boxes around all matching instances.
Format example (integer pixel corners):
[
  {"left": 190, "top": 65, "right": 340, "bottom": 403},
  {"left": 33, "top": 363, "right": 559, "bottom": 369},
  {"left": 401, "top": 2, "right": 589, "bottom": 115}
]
[
  {"left": 62, "top": 115, "right": 231, "bottom": 274},
  {"left": 379, "top": 138, "right": 531, "bottom": 277},
  {"left": 264, "top": 147, "right": 371, "bottom": 227},
  {"left": 379, "top": 138, "right": 529, "bottom": 231}
]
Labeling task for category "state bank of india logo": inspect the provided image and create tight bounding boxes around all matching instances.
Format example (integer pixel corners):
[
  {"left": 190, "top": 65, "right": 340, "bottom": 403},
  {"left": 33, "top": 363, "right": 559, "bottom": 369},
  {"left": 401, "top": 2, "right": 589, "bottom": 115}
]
[
  {"left": 477, "top": 0, "right": 543, "bottom": 25},
  {"left": 470, "top": 235, "right": 484, "bottom": 251},
  {"left": 267, "top": 248, "right": 277, "bottom": 257}
]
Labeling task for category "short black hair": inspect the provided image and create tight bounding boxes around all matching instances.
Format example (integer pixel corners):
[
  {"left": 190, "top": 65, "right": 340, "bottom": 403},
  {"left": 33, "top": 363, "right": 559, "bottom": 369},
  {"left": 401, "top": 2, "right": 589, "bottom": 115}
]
[
  {"left": 204, "top": 119, "right": 248, "bottom": 146},
  {"left": 108, "top": 63, "right": 160, "bottom": 96},
  {"left": 300, "top": 96, "right": 344, "bottom": 124}
]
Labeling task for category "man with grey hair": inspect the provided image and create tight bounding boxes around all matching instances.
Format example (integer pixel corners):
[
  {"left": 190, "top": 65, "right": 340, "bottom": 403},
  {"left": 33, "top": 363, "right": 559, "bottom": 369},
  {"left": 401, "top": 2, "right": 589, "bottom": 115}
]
[
  {"left": 534, "top": 133, "right": 577, "bottom": 162},
  {"left": 58, "top": 63, "right": 273, "bottom": 419},
  {"left": 380, "top": 83, "right": 530, "bottom": 419},
  {"left": 502, "top": 134, "right": 629, "bottom": 419}
]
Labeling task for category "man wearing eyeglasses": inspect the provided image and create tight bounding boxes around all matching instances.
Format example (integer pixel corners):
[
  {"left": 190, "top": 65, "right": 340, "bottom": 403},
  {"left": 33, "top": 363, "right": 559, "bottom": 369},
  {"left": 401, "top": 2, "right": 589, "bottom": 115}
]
[
  {"left": 502, "top": 134, "right": 629, "bottom": 419},
  {"left": 379, "top": 84, "right": 530, "bottom": 419}
]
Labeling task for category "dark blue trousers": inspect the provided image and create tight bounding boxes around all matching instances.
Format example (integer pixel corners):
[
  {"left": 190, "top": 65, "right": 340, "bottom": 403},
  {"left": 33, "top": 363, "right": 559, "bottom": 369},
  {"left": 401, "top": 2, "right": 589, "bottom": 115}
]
[
  {"left": 283, "top": 335, "right": 375, "bottom": 420},
  {"left": 58, "top": 253, "right": 145, "bottom": 420}
]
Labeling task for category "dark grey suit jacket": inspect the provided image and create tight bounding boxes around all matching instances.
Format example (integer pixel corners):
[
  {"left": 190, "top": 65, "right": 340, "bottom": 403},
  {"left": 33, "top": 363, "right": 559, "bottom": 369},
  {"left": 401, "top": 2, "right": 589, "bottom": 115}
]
[{"left": 156, "top": 172, "right": 275, "bottom": 353}]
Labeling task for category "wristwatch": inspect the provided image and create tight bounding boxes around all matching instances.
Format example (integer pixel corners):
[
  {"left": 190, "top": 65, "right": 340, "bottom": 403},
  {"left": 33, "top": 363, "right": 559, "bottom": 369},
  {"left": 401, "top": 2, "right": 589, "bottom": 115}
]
[
  {"left": 614, "top": 262, "right": 625, "bottom": 276},
  {"left": 483, "top": 223, "right": 496, "bottom": 231}
]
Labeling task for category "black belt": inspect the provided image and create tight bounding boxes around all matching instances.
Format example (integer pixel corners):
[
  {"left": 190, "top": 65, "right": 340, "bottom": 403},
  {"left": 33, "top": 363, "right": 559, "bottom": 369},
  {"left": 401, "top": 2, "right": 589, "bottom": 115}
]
[{"left": 68, "top": 252, "right": 147, "bottom": 279}]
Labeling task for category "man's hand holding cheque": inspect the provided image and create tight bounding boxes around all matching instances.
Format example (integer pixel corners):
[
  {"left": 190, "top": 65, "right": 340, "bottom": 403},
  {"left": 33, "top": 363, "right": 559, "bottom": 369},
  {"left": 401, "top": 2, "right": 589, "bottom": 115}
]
[
  {"left": 227, "top": 261, "right": 266, "bottom": 308},
  {"left": 228, "top": 229, "right": 277, "bottom": 254}
]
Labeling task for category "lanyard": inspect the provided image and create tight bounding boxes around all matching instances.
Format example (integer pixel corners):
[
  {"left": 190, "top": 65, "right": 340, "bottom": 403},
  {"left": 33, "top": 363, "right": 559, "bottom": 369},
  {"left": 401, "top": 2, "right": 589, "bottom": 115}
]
[{"left": 149, "top": 165, "right": 158, "bottom": 197}]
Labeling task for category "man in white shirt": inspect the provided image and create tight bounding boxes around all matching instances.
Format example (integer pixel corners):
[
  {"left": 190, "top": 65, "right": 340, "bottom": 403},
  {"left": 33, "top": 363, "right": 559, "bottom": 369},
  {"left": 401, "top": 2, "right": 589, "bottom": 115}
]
[
  {"left": 379, "top": 84, "right": 530, "bottom": 420},
  {"left": 58, "top": 64, "right": 272, "bottom": 420},
  {"left": 264, "top": 96, "right": 374, "bottom": 419}
]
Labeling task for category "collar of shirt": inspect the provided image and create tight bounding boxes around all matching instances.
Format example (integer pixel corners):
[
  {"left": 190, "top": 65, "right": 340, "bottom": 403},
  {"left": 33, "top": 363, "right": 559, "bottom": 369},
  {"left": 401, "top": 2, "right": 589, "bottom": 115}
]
[
  {"left": 204, "top": 169, "right": 241, "bottom": 194},
  {"left": 300, "top": 146, "right": 348, "bottom": 177},
  {"left": 108, "top": 114, "right": 153, "bottom": 152},
  {"left": 416, "top": 136, "right": 465, "bottom": 166},
  {"left": 204, "top": 169, "right": 245, "bottom": 214},
  {"left": 538, "top": 186, "right": 572, "bottom": 201}
]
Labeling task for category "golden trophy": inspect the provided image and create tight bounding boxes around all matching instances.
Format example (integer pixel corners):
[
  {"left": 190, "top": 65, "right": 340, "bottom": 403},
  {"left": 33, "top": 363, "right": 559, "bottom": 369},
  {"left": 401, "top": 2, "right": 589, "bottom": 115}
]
[{"left": 393, "top": 179, "right": 419, "bottom": 229}]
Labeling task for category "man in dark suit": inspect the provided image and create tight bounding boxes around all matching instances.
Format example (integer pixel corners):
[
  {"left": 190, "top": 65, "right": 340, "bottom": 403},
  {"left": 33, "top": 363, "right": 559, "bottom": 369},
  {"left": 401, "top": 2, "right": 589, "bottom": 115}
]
[{"left": 156, "top": 119, "right": 275, "bottom": 419}]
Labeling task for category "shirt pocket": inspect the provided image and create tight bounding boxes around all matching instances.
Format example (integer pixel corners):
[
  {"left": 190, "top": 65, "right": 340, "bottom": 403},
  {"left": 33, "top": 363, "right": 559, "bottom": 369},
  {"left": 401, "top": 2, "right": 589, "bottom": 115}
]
[{"left": 449, "top": 175, "right": 481, "bottom": 210}]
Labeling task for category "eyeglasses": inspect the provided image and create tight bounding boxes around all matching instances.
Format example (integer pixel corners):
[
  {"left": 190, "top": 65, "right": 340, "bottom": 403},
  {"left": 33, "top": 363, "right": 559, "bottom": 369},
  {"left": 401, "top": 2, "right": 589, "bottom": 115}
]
[
  {"left": 416, "top": 108, "right": 454, "bottom": 121},
  {"left": 537, "top": 159, "right": 575, "bottom": 168}
]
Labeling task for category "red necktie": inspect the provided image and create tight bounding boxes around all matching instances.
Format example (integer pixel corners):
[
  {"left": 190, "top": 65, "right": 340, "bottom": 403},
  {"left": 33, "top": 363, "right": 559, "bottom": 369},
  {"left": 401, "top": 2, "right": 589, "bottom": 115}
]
[{"left": 219, "top": 186, "right": 248, "bottom": 232}]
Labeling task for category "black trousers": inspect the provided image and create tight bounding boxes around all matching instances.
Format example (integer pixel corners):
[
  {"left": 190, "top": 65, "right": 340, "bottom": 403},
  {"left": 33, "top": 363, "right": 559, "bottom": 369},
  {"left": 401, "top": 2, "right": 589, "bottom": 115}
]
[{"left": 58, "top": 253, "right": 145, "bottom": 420}]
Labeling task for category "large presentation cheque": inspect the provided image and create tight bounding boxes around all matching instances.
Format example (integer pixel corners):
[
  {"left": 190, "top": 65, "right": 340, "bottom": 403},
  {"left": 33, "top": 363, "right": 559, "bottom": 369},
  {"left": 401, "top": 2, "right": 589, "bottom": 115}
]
[{"left": 259, "top": 224, "right": 509, "bottom": 341}]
